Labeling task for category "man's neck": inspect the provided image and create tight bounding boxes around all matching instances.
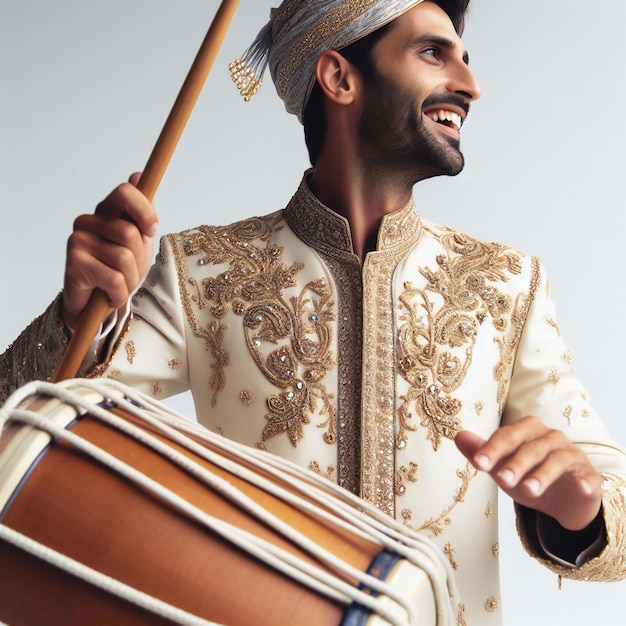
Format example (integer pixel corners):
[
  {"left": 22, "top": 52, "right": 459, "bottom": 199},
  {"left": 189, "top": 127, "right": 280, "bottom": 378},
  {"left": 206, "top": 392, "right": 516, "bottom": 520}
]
[{"left": 308, "top": 155, "right": 414, "bottom": 261}]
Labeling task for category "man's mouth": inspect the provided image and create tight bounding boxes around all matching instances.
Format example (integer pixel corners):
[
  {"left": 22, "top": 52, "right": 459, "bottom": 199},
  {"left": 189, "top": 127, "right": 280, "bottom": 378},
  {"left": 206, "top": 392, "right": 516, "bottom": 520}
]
[{"left": 424, "top": 109, "right": 464, "bottom": 133}]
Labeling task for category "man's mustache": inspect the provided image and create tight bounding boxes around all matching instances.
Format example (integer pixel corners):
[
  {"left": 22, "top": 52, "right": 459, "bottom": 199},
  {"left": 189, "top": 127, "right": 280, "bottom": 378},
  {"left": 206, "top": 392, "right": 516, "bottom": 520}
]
[{"left": 422, "top": 93, "right": 470, "bottom": 116}]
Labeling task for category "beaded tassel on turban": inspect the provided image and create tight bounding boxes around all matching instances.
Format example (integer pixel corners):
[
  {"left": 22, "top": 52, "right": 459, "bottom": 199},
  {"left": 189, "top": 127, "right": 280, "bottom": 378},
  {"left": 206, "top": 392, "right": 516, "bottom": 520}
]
[{"left": 230, "top": 0, "right": 432, "bottom": 123}]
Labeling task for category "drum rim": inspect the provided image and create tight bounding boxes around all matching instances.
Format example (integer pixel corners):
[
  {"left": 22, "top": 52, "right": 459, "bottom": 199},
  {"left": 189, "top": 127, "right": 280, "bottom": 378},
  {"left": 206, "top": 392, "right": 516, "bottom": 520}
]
[{"left": 0, "top": 388, "right": 111, "bottom": 515}]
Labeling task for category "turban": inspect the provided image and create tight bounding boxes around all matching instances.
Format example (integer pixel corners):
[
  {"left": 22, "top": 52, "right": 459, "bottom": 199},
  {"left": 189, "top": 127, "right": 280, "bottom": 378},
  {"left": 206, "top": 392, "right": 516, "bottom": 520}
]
[{"left": 230, "top": 0, "right": 430, "bottom": 123}]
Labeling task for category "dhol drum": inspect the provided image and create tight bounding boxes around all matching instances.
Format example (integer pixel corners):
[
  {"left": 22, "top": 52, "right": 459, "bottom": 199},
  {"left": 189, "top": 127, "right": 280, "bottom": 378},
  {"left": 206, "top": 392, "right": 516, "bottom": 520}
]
[{"left": 0, "top": 379, "right": 458, "bottom": 626}]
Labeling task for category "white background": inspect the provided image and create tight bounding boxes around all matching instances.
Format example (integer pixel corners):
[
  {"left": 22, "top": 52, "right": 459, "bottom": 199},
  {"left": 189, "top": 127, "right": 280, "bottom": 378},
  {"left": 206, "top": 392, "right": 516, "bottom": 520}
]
[{"left": 1, "top": 1, "right": 625, "bottom": 623}]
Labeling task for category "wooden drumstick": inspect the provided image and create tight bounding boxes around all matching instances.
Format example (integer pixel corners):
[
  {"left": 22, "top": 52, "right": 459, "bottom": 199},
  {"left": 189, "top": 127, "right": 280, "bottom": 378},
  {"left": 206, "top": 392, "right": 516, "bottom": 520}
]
[{"left": 53, "top": 0, "right": 240, "bottom": 382}]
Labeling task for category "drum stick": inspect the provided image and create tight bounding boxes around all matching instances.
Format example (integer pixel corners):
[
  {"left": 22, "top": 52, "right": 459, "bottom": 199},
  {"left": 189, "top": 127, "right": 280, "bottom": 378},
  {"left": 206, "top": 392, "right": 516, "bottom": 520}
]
[{"left": 53, "top": 0, "right": 240, "bottom": 382}]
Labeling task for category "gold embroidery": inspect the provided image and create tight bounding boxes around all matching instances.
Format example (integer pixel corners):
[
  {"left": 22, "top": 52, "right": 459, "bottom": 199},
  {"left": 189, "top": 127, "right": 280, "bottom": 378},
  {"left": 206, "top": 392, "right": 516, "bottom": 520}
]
[
  {"left": 563, "top": 351, "right": 573, "bottom": 365},
  {"left": 547, "top": 318, "right": 561, "bottom": 335},
  {"left": 443, "top": 543, "right": 458, "bottom": 570},
  {"left": 517, "top": 474, "right": 626, "bottom": 583},
  {"left": 0, "top": 294, "right": 73, "bottom": 401},
  {"left": 485, "top": 501, "right": 493, "bottom": 518},
  {"left": 548, "top": 367, "right": 560, "bottom": 386},
  {"left": 274, "top": 0, "right": 378, "bottom": 101},
  {"left": 251, "top": 280, "right": 337, "bottom": 447},
  {"left": 187, "top": 277, "right": 207, "bottom": 312},
  {"left": 362, "top": 248, "right": 416, "bottom": 514},
  {"left": 124, "top": 340, "right": 136, "bottom": 365},
  {"left": 493, "top": 257, "right": 541, "bottom": 409},
  {"left": 286, "top": 178, "right": 423, "bottom": 506},
  {"left": 151, "top": 382, "right": 162, "bottom": 396},
  {"left": 396, "top": 462, "right": 419, "bottom": 496},
  {"left": 284, "top": 181, "right": 364, "bottom": 494},
  {"left": 485, "top": 597, "right": 498, "bottom": 613},
  {"left": 397, "top": 284, "right": 465, "bottom": 451},
  {"left": 456, "top": 603, "right": 467, "bottom": 626},
  {"left": 492, "top": 543, "right": 499, "bottom": 557},
  {"left": 412, "top": 463, "right": 477, "bottom": 537},
  {"left": 106, "top": 369, "right": 121, "bottom": 379},
  {"left": 401, "top": 509, "right": 413, "bottom": 526},
  {"left": 563, "top": 405, "right": 573, "bottom": 425},
  {"left": 475, "top": 400, "right": 484, "bottom": 415},
  {"left": 398, "top": 229, "right": 526, "bottom": 450},
  {"left": 240, "top": 390, "right": 254, "bottom": 405},
  {"left": 309, "top": 461, "right": 336, "bottom": 481},
  {"left": 206, "top": 320, "right": 229, "bottom": 407},
  {"left": 168, "top": 358, "right": 182, "bottom": 370},
  {"left": 171, "top": 216, "right": 337, "bottom": 448}
]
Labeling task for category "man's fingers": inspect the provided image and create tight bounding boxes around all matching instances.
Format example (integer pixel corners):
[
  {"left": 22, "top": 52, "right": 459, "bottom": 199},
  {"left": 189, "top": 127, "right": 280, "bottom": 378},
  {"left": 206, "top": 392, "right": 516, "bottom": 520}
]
[
  {"left": 65, "top": 237, "right": 140, "bottom": 304},
  {"left": 457, "top": 417, "right": 574, "bottom": 489},
  {"left": 514, "top": 449, "right": 599, "bottom": 498},
  {"left": 62, "top": 174, "right": 158, "bottom": 331},
  {"left": 455, "top": 430, "right": 487, "bottom": 466},
  {"left": 94, "top": 181, "right": 158, "bottom": 238},
  {"left": 492, "top": 428, "right": 567, "bottom": 486},
  {"left": 70, "top": 217, "right": 149, "bottom": 281},
  {"left": 456, "top": 420, "right": 603, "bottom": 529},
  {"left": 466, "top": 415, "right": 550, "bottom": 471}
]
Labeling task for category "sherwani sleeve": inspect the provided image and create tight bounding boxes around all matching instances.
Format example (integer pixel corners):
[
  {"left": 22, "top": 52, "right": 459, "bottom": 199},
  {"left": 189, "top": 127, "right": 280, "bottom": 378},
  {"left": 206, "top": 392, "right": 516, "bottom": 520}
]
[
  {"left": 0, "top": 293, "right": 69, "bottom": 403},
  {"left": 503, "top": 258, "right": 626, "bottom": 581},
  {"left": 92, "top": 235, "right": 191, "bottom": 400}
]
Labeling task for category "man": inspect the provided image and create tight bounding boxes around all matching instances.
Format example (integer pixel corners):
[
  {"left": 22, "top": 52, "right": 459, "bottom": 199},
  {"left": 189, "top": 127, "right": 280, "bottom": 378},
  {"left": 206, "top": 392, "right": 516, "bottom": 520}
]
[{"left": 2, "top": 1, "right": 625, "bottom": 624}]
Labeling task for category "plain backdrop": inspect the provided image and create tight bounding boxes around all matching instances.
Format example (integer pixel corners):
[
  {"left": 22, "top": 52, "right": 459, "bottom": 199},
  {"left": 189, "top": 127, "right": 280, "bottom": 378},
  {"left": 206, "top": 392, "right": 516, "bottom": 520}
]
[{"left": 1, "top": 1, "right": 625, "bottom": 623}]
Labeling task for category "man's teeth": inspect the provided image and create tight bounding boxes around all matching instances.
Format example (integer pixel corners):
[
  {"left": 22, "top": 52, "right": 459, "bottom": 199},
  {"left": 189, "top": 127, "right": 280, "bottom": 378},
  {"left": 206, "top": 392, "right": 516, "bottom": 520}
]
[{"left": 426, "top": 110, "right": 463, "bottom": 131}]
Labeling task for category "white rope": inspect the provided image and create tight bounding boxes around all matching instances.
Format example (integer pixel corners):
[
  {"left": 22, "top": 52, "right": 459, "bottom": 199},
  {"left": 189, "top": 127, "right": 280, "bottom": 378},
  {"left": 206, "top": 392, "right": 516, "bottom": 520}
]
[
  {"left": 104, "top": 384, "right": 459, "bottom": 618},
  {"left": 0, "top": 524, "right": 223, "bottom": 626},
  {"left": 1, "top": 379, "right": 459, "bottom": 625},
  {"left": 70, "top": 381, "right": 457, "bottom": 623},
  {"left": 64, "top": 386, "right": 418, "bottom": 616},
  {"left": 8, "top": 405, "right": 403, "bottom": 618}
]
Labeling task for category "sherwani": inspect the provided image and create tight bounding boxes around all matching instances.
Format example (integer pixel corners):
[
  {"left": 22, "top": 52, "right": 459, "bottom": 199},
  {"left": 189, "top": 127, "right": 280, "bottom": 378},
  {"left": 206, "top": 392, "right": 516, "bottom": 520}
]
[{"left": 3, "top": 175, "right": 626, "bottom": 625}]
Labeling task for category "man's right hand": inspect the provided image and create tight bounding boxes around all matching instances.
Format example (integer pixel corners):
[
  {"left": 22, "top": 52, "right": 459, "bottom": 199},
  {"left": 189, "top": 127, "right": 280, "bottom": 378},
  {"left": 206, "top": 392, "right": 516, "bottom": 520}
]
[{"left": 62, "top": 173, "right": 159, "bottom": 330}]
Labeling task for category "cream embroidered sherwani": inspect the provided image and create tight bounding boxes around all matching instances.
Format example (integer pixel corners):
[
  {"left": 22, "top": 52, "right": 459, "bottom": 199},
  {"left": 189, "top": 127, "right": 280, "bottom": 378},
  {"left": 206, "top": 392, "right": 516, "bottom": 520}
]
[{"left": 2, "top": 175, "right": 626, "bottom": 625}]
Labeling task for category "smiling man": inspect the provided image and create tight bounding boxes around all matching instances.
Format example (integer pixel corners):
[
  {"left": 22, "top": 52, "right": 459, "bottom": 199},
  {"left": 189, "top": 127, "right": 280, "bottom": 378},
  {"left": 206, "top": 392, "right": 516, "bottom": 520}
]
[{"left": 2, "top": 1, "right": 626, "bottom": 624}]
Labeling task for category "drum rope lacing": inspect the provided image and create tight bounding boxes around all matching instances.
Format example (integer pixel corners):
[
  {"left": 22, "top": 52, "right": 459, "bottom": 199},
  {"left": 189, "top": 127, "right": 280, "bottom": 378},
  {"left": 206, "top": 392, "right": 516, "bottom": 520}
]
[{"left": 0, "top": 379, "right": 459, "bottom": 626}]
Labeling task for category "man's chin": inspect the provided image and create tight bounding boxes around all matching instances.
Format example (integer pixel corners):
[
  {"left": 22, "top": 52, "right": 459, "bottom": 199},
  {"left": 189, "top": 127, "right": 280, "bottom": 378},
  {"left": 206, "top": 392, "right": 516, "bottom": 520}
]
[{"left": 413, "top": 153, "right": 465, "bottom": 182}]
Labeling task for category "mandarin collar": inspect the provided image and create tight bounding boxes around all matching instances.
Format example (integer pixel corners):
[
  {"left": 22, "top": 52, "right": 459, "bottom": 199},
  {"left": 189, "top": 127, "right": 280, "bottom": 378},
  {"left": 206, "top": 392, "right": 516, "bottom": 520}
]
[{"left": 283, "top": 172, "right": 423, "bottom": 259}]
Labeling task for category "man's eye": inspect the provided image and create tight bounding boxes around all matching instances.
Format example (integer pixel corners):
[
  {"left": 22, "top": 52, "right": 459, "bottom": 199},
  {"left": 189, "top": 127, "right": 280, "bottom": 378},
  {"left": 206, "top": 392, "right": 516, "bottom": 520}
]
[{"left": 423, "top": 47, "right": 439, "bottom": 58}]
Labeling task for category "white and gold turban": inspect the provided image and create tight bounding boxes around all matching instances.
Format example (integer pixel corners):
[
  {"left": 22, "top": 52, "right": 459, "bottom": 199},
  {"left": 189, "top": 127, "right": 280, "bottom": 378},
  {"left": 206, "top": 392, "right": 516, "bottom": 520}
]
[{"left": 230, "top": 0, "right": 432, "bottom": 123}]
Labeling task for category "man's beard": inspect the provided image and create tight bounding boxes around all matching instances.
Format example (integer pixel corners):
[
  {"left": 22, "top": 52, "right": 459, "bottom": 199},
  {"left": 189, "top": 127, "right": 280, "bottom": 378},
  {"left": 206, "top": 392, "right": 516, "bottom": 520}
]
[{"left": 358, "top": 75, "right": 466, "bottom": 181}]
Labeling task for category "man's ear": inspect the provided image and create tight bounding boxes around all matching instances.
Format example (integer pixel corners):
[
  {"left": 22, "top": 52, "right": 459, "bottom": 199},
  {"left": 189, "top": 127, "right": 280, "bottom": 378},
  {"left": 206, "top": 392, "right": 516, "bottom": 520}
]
[{"left": 315, "top": 50, "right": 361, "bottom": 106}]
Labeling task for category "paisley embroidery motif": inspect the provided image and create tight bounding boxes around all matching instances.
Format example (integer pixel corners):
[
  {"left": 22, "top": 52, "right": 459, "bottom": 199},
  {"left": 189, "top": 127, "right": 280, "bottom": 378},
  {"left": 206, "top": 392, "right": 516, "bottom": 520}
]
[
  {"left": 397, "top": 228, "right": 524, "bottom": 450},
  {"left": 176, "top": 216, "right": 337, "bottom": 447}
]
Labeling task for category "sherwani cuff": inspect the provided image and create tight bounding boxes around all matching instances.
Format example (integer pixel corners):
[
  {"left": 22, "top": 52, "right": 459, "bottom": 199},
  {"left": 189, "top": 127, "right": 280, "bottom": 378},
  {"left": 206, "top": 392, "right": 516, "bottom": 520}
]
[
  {"left": 535, "top": 507, "right": 606, "bottom": 568},
  {"left": 65, "top": 299, "right": 131, "bottom": 372},
  {"left": 515, "top": 473, "right": 626, "bottom": 582}
]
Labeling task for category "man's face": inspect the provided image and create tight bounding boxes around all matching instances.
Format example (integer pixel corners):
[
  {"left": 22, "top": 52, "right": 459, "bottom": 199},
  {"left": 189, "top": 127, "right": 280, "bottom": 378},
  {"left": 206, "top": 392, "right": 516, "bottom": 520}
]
[{"left": 357, "top": 1, "right": 481, "bottom": 181}]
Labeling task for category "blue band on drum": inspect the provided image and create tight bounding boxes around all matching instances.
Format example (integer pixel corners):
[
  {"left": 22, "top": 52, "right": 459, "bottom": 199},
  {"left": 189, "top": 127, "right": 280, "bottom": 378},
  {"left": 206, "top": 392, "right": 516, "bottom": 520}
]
[{"left": 340, "top": 549, "right": 403, "bottom": 626}]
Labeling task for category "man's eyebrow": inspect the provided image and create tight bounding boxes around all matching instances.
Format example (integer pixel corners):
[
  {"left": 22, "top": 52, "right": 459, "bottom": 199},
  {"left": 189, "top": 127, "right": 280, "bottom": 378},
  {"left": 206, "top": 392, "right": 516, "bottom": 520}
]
[{"left": 409, "top": 34, "right": 470, "bottom": 64}]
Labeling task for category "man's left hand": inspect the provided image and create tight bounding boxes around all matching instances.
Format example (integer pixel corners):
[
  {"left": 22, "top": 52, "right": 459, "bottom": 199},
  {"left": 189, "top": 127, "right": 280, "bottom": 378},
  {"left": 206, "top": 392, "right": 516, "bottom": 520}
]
[{"left": 455, "top": 416, "right": 602, "bottom": 531}]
